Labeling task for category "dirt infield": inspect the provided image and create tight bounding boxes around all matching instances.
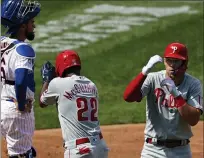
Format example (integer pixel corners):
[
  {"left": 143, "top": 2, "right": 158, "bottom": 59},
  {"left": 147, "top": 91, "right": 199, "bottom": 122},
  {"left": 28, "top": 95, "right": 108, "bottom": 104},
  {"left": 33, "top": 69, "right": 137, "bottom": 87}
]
[{"left": 1, "top": 121, "right": 203, "bottom": 158}]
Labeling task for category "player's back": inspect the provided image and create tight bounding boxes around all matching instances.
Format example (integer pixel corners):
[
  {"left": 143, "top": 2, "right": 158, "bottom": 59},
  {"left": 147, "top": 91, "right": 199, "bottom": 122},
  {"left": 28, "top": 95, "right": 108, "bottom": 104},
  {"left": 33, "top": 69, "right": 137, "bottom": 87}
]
[{"left": 52, "top": 75, "right": 101, "bottom": 141}]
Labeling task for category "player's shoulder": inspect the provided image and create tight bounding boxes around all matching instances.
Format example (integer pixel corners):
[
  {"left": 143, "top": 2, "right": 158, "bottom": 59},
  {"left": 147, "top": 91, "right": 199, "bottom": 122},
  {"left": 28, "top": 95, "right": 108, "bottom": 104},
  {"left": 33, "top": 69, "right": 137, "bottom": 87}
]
[
  {"left": 15, "top": 42, "right": 35, "bottom": 58},
  {"left": 147, "top": 70, "right": 165, "bottom": 78},
  {"left": 185, "top": 73, "right": 202, "bottom": 85},
  {"left": 71, "top": 75, "right": 92, "bottom": 82},
  {"left": 49, "top": 77, "right": 60, "bottom": 85},
  {"left": 81, "top": 76, "right": 96, "bottom": 85},
  {"left": 0, "top": 36, "right": 7, "bottom": 41},
  {"left": 72, "top": 75, "right": 97, "bottom": 86}
]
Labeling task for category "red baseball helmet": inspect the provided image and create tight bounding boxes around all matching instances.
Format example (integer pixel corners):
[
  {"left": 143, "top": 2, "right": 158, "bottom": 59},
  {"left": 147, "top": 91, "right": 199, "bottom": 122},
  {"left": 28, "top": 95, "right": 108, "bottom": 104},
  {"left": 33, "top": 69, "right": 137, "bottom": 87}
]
[
  {"left": 55, "top": 50, "right": 81, "bottom": 77},
  {"left": 164, "top": 42, "right": 188, "bottom": 60}
]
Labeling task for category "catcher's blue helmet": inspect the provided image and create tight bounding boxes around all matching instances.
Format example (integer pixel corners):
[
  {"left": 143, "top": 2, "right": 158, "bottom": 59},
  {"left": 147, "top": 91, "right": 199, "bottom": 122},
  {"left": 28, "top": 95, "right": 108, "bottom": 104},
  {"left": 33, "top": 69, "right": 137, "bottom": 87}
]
[{"left": 1, "top": 0, "right": 41, "bottom": 34}]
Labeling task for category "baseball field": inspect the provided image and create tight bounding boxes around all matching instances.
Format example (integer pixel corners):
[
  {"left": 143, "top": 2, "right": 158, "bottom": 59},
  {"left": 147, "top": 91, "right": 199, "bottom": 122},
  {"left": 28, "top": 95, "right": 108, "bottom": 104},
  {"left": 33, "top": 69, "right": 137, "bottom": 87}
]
[{"left": 1, "top": 1, "right": 204, "bottom": 157}]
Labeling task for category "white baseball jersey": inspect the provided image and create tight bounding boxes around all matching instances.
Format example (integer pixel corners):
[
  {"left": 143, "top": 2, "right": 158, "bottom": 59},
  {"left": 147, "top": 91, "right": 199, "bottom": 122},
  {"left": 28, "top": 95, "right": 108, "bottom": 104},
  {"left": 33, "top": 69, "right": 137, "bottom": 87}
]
[
  {"left": 1, "top": 36, "right": 36, "bottom": 156},
  {"left": 1, "top": 36, "right": 35, "bottom": 112},
  {"left": 40, "top": 75, "right": 102, "bottom": 142},
  {"left": 141, "top": 70, "right": 203, "bottom": 140}
]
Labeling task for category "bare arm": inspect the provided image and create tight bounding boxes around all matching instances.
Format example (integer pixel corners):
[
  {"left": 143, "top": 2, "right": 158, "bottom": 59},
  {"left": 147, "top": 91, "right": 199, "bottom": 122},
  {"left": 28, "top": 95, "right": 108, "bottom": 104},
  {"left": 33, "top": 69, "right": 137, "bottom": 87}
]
[
  {"left": 39, "top": 61, "right": 56, "bottom": 108},
  {"left": 178, "top": 103, "right": 201, "bottom": 126},
  {"left": 39, "top": 82, "right": 49, "bottom": 108},
  {"left": 161, "top": 78, "right": 203, "bottom": 126}
]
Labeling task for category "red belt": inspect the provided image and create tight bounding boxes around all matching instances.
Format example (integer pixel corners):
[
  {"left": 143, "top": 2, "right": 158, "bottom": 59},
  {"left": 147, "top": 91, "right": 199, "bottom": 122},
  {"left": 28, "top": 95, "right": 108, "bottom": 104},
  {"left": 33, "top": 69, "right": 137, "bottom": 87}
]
[{"left": 76, "top": 133, "right": 103, "bottom": 145}]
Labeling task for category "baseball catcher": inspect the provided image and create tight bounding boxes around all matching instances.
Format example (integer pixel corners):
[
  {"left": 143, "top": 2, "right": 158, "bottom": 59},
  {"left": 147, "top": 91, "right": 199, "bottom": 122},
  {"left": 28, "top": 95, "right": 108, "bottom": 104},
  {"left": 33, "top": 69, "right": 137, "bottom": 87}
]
[{"left": 1, "top": 0, "right": 41, "bottom": 157}]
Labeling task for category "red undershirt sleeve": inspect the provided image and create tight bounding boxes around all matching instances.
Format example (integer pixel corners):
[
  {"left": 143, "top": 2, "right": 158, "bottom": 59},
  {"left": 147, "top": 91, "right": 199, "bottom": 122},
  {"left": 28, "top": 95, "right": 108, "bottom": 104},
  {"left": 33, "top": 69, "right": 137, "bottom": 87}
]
[{"left": 123, "top": 72, "right": 147, "bottom": 102}]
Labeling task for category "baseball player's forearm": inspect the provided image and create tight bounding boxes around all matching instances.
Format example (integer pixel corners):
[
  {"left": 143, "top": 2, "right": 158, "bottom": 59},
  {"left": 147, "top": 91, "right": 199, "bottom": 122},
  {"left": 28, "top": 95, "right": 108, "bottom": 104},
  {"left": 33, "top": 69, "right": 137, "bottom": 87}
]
[
  {"left": 178, "top": 103, "right": 201, "bottom": 126},
  {"left": 15, "top": 68, "right": 29, "bottom": 111},
  {"left": 173, "top": 94, "right": 201, "bottom": 126},
  {"left": 123, "top": 72, "right": 147, "bottom": 102},
  {"left": 39, "top": 81, "right": 49, "bottom": 108}
]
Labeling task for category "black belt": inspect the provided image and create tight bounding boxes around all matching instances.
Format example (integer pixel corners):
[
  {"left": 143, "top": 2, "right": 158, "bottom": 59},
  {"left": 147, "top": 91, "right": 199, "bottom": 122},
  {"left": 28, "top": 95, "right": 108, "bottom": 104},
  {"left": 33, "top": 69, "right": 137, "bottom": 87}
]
[
  {"left": 146, "top": 138, "right": 190, "bottom": 148},
  {"left": 5, "top": 80, "right": 15, "bottom": 85}
]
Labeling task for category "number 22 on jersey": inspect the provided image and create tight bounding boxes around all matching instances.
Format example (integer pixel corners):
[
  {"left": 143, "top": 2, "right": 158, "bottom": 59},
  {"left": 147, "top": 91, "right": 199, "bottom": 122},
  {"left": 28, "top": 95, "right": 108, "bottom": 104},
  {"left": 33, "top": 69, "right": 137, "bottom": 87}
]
[{"left": 76, "top": 97, "right": 98, "bottom": 121}]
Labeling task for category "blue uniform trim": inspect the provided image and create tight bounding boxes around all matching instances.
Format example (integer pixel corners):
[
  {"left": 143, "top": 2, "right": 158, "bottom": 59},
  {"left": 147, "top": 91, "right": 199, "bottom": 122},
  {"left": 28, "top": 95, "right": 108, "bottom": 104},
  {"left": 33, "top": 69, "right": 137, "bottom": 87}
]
[
  {"left": 13, "top": 40, "right": 22, "bottom": 45},
  {"left": 16, "top": 44, "right": 35, "bottom": 57},
  {"left": 15, "top": 68, "right": 29, "bottom": 111},
  {"left": 27, "top": 71, "right": 35, "bottom": 92},
  {"left": 0, "top": 36, "right": 6, "bottom": 41}
]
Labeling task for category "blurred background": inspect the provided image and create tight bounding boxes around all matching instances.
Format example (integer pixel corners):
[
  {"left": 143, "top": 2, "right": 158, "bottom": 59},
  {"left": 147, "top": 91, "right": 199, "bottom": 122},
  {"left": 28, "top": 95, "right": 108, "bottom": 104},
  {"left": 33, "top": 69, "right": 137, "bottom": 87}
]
[{"left": 1, "top": 0, "right": 203, "bottom": 129}]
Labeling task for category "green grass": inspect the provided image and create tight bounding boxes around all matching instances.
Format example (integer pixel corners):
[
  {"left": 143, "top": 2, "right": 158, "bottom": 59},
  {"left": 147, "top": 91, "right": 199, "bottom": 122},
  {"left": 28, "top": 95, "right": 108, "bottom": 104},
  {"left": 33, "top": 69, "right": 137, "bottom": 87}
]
[{"left": 2, "top": 1, "right": 203, "bottom": 129}]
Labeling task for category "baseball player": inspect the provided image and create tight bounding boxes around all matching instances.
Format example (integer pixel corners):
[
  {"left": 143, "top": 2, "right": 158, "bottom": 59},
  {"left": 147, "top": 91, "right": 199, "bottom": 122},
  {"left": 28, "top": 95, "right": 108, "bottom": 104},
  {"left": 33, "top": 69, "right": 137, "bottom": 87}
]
[
  {"left": 123, "top": 42, "right": 203, "bottom": 158},
  {"left": 39, "top": 50, "right": 109, "bottom": 158},
  {"left": 1, "top": 0, "right": 41, "bottom": 157}
]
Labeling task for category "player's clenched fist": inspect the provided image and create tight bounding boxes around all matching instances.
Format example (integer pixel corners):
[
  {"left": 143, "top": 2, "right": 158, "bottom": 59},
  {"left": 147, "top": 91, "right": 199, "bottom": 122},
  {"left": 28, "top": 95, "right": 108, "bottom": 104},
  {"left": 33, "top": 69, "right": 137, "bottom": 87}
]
[
  {"left": 41, "top": 61, "right": 56, "bottom": 83},
  {"left": 142, "top": 55, "right": 163, "bottom": 75},
  {"left": 160, "top": 78, "right": 181, "bottom": 97}
]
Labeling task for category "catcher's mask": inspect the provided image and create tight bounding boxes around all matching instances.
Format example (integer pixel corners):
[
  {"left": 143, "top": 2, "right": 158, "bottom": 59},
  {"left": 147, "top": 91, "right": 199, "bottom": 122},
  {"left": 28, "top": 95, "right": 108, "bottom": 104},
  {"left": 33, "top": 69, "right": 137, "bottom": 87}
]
[
  {"left": 1, "top": 0, "right": 41, "bottom": 35},
  {"left": 164, "top": 42, "right": 188, "bottom": 77},
  {"left": 55, "top": 50, "right": 81, "bottom": 77}
]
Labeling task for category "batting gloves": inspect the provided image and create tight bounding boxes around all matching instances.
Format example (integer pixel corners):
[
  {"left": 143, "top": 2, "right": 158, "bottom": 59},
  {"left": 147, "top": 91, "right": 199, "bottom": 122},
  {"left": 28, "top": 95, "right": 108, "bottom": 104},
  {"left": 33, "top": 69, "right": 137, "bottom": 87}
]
[
  {"left": 160, "top": 78, "right": 186, "bottom": 108},
  {"left": 142, "top": 55, "right": 163, "bottom": 75}
]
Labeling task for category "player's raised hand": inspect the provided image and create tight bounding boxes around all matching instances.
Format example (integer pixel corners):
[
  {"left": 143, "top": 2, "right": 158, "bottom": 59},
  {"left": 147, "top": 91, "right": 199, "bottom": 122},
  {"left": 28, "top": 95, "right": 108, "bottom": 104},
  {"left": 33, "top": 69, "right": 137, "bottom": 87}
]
[
  {"left": 41, "top": 61, "right": 56, "bottom": 83},
  {"left": 142, "top": 55, "right": 163, "bottom": 75},
  {"left": 160, "top": 78, "right": 181, "bottom": 97}
]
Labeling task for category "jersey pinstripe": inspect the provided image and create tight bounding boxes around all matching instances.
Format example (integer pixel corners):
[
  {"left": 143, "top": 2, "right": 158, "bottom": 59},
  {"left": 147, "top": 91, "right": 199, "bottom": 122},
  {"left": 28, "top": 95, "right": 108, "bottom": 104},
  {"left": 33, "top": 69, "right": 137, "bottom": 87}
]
[
  {"left": 1, "top": 37, "right": 35, "bottom": 109},
  {"left": 1, "top": 36, "right": 36, "bottom": 156}
]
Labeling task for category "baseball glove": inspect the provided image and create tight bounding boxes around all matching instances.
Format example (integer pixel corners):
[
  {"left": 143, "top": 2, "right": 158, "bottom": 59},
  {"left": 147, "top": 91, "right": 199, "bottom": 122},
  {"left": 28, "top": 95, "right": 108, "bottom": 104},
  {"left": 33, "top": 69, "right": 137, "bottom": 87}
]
[{"left": 41, "top": 61, "right": 56, "bottom": 84}]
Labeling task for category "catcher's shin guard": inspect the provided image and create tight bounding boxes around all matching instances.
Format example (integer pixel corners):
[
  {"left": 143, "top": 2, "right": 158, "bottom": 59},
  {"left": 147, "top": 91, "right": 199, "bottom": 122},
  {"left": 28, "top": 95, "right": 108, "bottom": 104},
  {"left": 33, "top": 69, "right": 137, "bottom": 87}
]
[
  {"left": 31, "top": 146, "right": 37, "bottom": 157},
  {"left": 9, "top": 147, "right": 36, "bottom": 158}
]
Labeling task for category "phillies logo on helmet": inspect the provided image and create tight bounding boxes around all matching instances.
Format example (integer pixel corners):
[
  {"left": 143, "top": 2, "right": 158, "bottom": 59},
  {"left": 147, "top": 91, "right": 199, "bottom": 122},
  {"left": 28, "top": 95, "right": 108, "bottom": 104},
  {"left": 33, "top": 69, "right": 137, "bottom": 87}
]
[
  {"left": 72, "top": 59, "right": 77, "bottom": 65},
  {"left": 170, "top": 46, "right": 178, "bottom": 53}
]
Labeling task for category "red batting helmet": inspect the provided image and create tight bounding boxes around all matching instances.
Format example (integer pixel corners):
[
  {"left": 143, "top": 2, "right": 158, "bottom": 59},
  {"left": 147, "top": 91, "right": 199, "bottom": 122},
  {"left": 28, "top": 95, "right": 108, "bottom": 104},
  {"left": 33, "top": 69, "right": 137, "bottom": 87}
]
[
  {"left": 55, "top": 50, "right": 81, "bottom": 77},
  {"left": 164, "top": 42, "right": 188, "bottom": 60}
]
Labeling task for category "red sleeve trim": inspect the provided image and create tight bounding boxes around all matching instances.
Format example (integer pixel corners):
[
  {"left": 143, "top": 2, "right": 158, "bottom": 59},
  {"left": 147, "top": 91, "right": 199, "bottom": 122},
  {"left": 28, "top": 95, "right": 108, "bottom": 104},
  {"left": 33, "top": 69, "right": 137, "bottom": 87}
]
[{"left": 123, "top": 72, "right": 147, "bottom": 102}]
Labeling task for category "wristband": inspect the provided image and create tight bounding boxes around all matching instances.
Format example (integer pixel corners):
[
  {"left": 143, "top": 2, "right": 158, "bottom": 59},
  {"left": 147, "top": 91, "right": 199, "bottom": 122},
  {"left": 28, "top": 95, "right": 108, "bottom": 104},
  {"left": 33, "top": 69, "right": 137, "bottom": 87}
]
[
  {"left": 175, "top": 95, "right": 186, "bottom": 108},
  {"left": 142, "top": 66, "right": 151, "bottom": 75}
]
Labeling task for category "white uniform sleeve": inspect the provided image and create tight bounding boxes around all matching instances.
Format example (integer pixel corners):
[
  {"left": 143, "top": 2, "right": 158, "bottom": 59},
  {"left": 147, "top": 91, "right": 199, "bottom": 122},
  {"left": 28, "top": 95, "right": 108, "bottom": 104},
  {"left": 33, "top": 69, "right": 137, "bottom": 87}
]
[
  {"left": 187, "top": 80, "right": 203, "bottom": 113},
  {"left": 15, "top": 55, "right": 34, "bottom": 71},
  {"left": 141, "top": 73, "right": 152, "bottom": 97},
  {"left": 15, "top": 43, "right": 35, "bottom": 71},
  {"left": 40, "top": 79, "right": 59, "bottom": 105}
]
